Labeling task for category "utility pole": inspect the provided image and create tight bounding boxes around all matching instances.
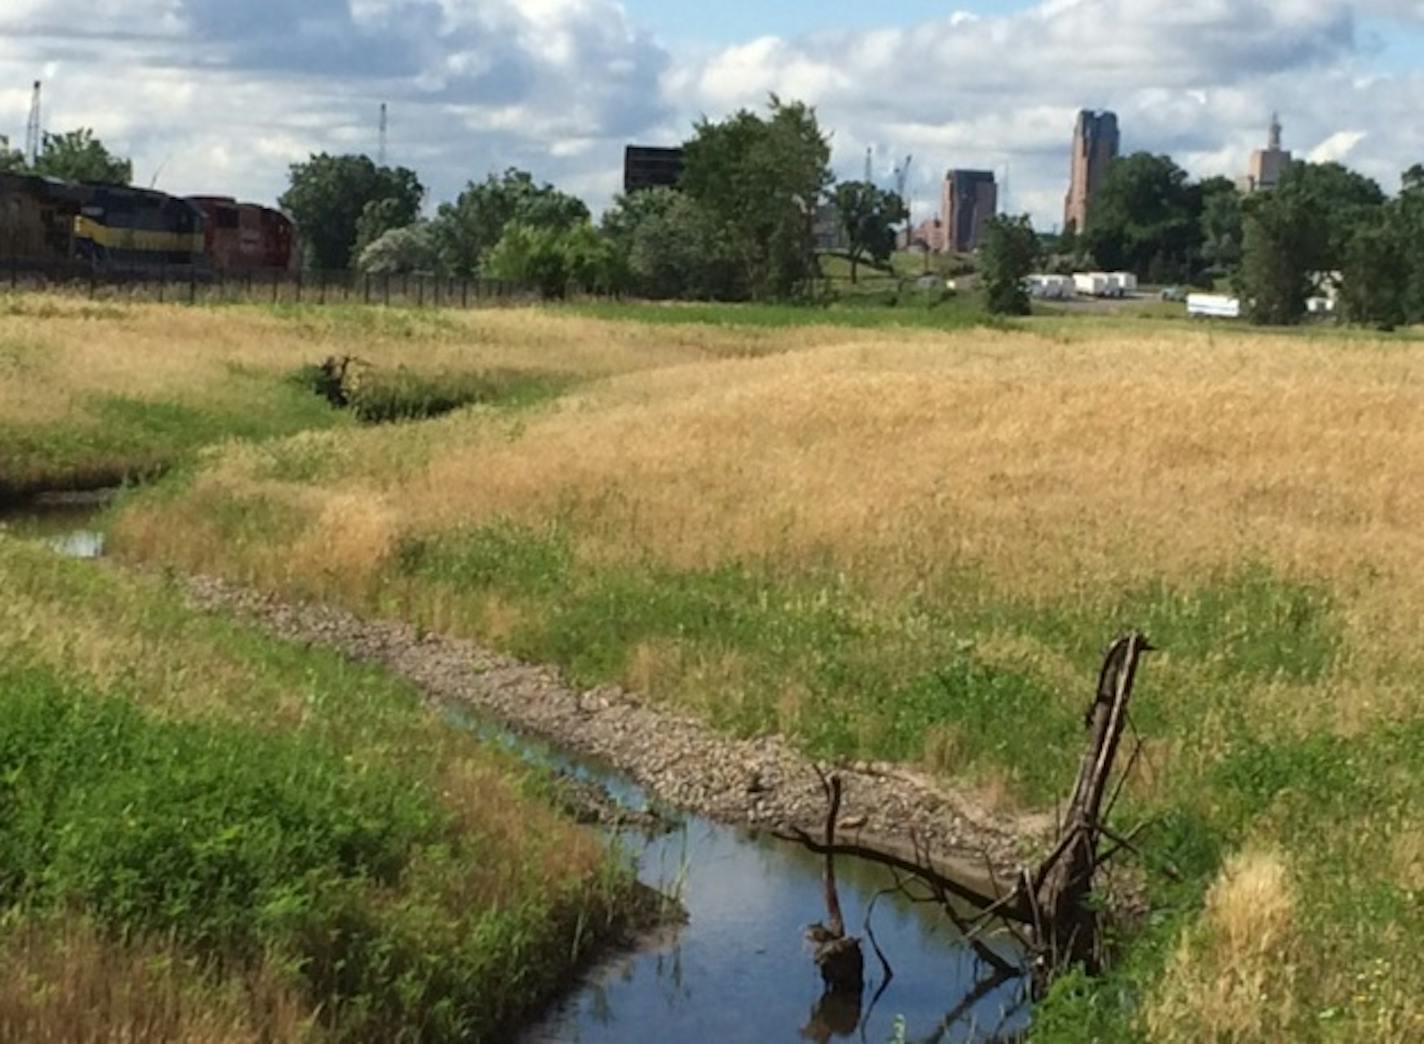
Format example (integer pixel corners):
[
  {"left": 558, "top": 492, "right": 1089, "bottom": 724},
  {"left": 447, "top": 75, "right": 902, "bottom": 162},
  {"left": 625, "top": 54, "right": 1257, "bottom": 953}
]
[
  {"left": 864, "top": 147, "right": 873, "bottom": 184},
  {"left": 25, "top": 80, "right": 41, "bottom": 167},
  {"left": 378, "top": 102, "right": 388, "bottom": 167}
]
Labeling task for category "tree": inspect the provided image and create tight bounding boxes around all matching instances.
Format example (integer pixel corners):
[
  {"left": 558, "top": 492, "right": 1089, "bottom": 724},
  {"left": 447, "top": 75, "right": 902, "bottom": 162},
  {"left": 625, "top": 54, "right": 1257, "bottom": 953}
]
[
  {"left": 278, "top": 154, "right": 423, "bottom": 270},
  {"left": 1399, "top": 165, "right": 1424, "bottom": 324},
  {"left": 430, "top": 169, "right": 589, "bottom": 278},
  {"left": 601, "top": 187, "right": 738, "bottom": 300},
  {"left": 356, "top": 222, "right": 447, "bottom": 276},
  {"left": 1236, "top": 192, "right": 1316, "bottom": 325},
  {"left": 484, "top": 221, "right": 615, "bottom": 299},
  {"left": 1198, "top": 177, "right": 1243, "bottom": 271},
  {"left": 980, "top": 214, "right": 1038, "bottom": 315},
  {"left": 32, "top": 128, "right": 131, "bottom": 183},
  {"left": 830, "top": 181, "right": 907, "bottom": 284},
  {"left": 1084, "top": 153, "right": 1199, "bottom": 278},
  {"left": 0, "top": 136, "right": 24, "bottom": 173},
  {"left": 681, "top": 96, "right": 832, "bottom": 299},
  {"left": 353, "top": 195, "right": 423, "bottom": 264},
  {"left": 1273, "top": 161, "right": 1384, "bottom": 272},
  {"left": 1339, "top": 214, "right": 1409, "bottom": 329}
]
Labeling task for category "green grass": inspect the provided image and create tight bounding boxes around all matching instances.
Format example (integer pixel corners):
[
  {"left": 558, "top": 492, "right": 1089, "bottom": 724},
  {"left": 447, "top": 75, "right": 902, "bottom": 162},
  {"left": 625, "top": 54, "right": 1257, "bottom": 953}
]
[
  {"left": 0, "top": 538, "right": 644, "bottom": 1042},
  {"left": 391, "top": 522, "right": 1341, "bottom": 806},
  {"left": 0, "top": 382, "right": 347, "bottom": 502},
  {"left": 570, "top": 296, "right": 1011, "bottom": 331}
]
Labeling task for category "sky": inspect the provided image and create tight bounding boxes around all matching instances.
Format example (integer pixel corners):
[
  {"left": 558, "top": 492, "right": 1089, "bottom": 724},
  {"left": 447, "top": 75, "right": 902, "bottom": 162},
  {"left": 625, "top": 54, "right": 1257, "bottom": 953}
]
[{"left": 1, "top": 1, "right": 1422, "bottom": 230}]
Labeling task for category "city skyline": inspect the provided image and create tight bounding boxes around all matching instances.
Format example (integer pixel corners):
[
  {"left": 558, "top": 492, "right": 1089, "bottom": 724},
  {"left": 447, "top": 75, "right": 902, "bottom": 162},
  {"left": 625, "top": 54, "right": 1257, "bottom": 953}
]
[{"left": 1, "top": 2, "right": 1421, "bottom": 230}]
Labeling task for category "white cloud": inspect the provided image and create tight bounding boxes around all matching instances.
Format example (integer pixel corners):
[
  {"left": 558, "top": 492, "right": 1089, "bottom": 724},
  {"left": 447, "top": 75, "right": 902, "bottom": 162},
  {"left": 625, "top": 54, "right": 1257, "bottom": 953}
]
[{"left": 0, "top": 0, "right": 1421, "bottom": 222}]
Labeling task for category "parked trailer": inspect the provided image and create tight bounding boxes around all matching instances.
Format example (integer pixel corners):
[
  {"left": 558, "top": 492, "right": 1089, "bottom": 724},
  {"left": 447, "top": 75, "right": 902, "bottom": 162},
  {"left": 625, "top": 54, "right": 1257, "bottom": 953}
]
[
  {"left": 1186, "top": 293, "right": 1241, "bottom": 319},
  {"left": 1026, "top": 274, "right": 1075, "bottom": 299},
  {"left": 1073, "top": 272, "right": 1107, "bottom": 296}
]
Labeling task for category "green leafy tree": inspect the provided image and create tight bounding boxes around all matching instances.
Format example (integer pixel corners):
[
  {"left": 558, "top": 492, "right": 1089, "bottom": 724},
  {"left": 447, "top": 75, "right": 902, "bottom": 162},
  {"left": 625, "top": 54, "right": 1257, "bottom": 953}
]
[
  {"left": 1339, "top": 214, "right": 1409, "bottom": 329},
  {"left": 0, "top": 136, "right": 24, "bottom": 173},
  {"left": 32, "top": 128, "right": 132, "bottom": 183},
  {"left": 352, "top": 195, "right": 423, "bottom": 264},
  {"left": 1085, "top": 152, "right": 1199, "bottom": 278},
  {"left": 1273, "top": 161, "right": 1384, "bottom": 272},
  {"left": 356, "top": 222, "right": 447, "bottom": 276},
  {"left": 1235, "top": 192, "right": 1317, "bottom": 325},
  {"left": 830, "top": 181, "right": 908, "bottom": 283},
  {"left": 484, "top": 221, "right": 614, "bottom": 299},
  {"left": 1198, "top": 176, "right": 1243, "bottom": 271},
  {"left": 681, "top": 96, "right": 832, "bottom": 299},
  {"left": 1400, "top": 165, "right": 1424, "bottom": 323},
  {"left": 431, "top": 169, "right": 589, "bottom": 278},
  {"left": 980, "top": 214, "right": 1038, "bottom": 315},
  {"left": 278, "top": 154, "right": 424, "bottom": 270},
  {"left": 601, "top": 187, "right": 738, "bottom": 299}
]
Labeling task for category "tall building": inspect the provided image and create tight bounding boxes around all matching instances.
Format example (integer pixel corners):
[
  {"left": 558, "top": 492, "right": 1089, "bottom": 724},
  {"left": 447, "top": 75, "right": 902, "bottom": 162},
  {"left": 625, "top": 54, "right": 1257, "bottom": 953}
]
[
  {"left": 1063, "top": 110, "right": 1119, "bottom": 233},
  {"left": 941, "top": 169, "right": 997, "bottom": 252},
  {"left": 1240, "top": 114, "right": 1292, "bottom": 193},
  {"left": 623, "top": 146, "right": 685, "bottom": 194}
]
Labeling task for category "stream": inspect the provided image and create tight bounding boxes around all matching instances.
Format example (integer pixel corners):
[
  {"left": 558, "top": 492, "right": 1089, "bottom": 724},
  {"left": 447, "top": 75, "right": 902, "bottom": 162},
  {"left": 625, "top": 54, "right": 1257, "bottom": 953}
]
[{"left": 0, "top": 494, "right": 1032, "bottom": 1043}]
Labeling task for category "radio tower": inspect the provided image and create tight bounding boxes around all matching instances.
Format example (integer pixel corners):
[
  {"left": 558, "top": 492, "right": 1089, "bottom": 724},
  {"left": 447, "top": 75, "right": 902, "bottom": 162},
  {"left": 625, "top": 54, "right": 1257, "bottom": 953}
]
[
  {"left": 25, "top": 80, "right": 41, "bottom": 167},
  {"left": 378, "top": 102, "right": 388, "bottom": 166}
]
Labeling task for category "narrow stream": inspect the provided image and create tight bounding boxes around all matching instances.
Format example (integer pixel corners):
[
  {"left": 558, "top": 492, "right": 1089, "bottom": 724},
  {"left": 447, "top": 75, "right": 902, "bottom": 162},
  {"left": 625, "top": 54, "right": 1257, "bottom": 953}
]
[{"left": 1, "top": 495, "right": 1032, "bottom": 1043}]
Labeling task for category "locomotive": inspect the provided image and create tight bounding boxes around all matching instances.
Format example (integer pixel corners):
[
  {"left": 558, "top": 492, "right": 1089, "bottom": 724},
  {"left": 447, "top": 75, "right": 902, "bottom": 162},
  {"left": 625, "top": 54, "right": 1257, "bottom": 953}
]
[{"left": 0, "top": 173, "right": 298, "bottom": 275}]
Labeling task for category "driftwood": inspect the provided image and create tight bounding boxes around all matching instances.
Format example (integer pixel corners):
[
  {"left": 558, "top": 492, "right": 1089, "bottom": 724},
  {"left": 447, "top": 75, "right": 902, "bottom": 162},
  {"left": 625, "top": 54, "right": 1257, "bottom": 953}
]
[{"left": 779, "top": 631, "right": 1158, "bottom": 1000}]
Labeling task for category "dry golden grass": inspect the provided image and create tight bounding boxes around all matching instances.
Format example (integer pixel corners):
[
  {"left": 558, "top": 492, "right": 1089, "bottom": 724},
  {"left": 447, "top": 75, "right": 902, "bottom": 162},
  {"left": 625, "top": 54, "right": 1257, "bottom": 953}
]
[
  {"left": 1145, "top": 849, "right": 1299, "bottom": 1042},
  {"left": 0, "top": 919, "right": 317, "bottom": 1044},
  {"left": 0, "top": 294, "right": 846, "bottom": 430}
]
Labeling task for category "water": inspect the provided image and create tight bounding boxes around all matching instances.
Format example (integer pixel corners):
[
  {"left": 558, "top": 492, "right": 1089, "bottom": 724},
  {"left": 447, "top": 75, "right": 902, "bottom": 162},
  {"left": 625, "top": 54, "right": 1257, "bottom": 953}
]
[
  {"left": 457, "top": 714, "right": 1032, "bottom": 1043},
  {"left": 0, "top": 490, "right": 112, "bottom": 559},
  {"left": 4, "top": 493, "right": 1033, "bottom": 1042}
]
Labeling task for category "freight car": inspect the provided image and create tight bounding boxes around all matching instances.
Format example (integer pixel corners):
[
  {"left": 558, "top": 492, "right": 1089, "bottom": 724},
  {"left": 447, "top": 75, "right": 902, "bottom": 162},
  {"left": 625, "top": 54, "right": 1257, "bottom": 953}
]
[
  {"left": 72, "top": 183, "right": 209, "bottom": 274},
  {"left": 0, "top": 172, "right": 87, "bottom": 265},
  {"left": 187, "top": 196, "right": 299, "bottom": 273}
]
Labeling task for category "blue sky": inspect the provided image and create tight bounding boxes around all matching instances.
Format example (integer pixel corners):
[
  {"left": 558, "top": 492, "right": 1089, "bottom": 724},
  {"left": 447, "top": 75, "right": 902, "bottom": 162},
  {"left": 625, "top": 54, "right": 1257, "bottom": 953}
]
[{"left": 0, "top": 1, "right": 1420, "bottom": 228}]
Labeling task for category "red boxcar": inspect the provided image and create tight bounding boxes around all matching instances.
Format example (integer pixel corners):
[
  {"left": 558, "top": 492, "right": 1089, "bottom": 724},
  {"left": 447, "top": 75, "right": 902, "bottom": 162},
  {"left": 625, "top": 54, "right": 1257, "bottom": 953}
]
[{"left": 187, "top": 196, "right": 298, "bottom": 273}]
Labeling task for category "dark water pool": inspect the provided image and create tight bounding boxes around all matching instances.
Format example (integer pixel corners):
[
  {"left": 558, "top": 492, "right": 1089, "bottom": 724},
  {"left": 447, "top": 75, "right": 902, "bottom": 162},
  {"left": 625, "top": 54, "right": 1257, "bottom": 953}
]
[
  {"left": 460, "top": 716, "right": 1032, "bottom": 1044},
  {"left": 0, "top": 490, "right": 112, "bottom": 559}
]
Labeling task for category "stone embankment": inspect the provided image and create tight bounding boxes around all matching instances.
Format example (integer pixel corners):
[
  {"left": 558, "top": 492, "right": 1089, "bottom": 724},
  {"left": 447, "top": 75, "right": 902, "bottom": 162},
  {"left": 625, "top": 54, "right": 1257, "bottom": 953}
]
[{"left": 184, "top": 576, "right": 1035, "bottom": 881}]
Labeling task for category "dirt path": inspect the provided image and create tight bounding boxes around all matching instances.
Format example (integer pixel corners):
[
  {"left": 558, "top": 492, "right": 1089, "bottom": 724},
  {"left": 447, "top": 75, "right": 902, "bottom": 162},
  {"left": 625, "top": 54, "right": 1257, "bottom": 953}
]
[{"left": 183, "top": 575, "right": 1038, "bottom": 880}]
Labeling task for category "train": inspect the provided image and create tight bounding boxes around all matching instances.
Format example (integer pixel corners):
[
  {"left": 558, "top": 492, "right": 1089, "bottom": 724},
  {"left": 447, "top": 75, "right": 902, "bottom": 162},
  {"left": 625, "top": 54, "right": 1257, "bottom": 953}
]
[{"left": 0, "top": 172, "right": 299, "bottom": 275}]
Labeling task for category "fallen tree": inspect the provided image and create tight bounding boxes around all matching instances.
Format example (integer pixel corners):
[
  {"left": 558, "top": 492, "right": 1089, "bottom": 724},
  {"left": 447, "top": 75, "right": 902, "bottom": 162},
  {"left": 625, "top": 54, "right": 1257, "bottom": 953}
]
[{"left": 780, "top": 631, "right": 1160, "bottom": 1004}]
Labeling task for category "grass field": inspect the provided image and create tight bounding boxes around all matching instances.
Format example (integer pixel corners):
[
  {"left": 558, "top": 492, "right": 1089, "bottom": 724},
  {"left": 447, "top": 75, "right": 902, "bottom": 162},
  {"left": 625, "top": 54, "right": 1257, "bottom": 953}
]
[
  {"left": 6, "top": 293, "right": 1424, "bottom": 1040},
  {"left": 0, "top": 536, "right": 643, "bottom": 1041}
]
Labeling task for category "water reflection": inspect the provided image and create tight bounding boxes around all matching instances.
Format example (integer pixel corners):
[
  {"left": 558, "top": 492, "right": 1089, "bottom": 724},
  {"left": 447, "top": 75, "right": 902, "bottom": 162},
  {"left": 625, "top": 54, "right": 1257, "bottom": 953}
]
[
  {"left": 0, "top": 491, "right": 113, "bottom": 560},
  {"left": 523, "top": 813, "right": 1029, "bottom": 1043}
]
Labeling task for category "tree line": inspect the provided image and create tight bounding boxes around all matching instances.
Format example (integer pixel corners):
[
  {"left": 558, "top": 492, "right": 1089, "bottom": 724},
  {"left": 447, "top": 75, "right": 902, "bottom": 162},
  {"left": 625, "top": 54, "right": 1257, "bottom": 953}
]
[
  {"left": 1053, "top": 151, "right": 1424, "bottom": 328},
  {"left": 6, "top": 111, "right": 1422, "bottom": 328},
  {"left": 278, "top": 97, "right": 911, "bottom": 302}
]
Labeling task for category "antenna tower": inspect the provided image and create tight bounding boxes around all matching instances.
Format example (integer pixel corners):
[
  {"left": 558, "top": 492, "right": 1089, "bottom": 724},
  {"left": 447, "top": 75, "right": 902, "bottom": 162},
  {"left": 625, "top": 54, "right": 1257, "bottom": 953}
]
[
  {"left": 25, "top": 81, "right": 41, "bottom": 166},
  {"left": 864, "top": 147, "right": 873, "bottom": 183},
  {"left": 378, "top": 102, "right": 388, "bottom": 166}
]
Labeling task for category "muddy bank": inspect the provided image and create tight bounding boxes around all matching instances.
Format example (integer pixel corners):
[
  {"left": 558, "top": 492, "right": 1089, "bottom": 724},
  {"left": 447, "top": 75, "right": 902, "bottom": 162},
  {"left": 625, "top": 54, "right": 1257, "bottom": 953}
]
[{"left": 182, "top": 575, "right": 1037, "bottom": 882}]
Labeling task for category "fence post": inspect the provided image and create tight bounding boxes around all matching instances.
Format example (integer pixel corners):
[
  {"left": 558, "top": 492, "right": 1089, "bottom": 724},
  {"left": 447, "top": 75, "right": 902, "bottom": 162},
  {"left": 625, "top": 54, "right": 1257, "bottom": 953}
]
[
  {"left": 417, "top": 275, "right": 424, "bottom": 308},
  {"left": 461, "top": 278, "right": 468, "bottom": 308},
  {"left": 295, "top": 270, "right": 303, "bottom": 304},
  {"left": 384, "top": 273, "right": 391, "bottom": 307},
  {"left": 272, "top": 270, "right": 279, "bottom": 304}
]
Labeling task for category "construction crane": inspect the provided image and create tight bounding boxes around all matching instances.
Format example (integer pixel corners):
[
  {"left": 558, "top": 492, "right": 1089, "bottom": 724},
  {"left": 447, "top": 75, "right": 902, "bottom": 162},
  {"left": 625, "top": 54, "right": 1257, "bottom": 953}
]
[
  {"left": 893, "top": 154, "right": 913, "bottom": 199},
  {"left": 378, "top": 102, "right": 388, "bottom": 167},
  {"left": 25, "top": 80, "right": 41, "bottom": 167}
]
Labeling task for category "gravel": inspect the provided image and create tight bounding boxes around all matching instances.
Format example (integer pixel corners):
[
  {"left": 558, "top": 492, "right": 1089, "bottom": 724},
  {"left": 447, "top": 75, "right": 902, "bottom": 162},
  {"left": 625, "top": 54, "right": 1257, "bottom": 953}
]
[{"left": 183, "top": 575, "right": 1035, "bottom": 878}]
